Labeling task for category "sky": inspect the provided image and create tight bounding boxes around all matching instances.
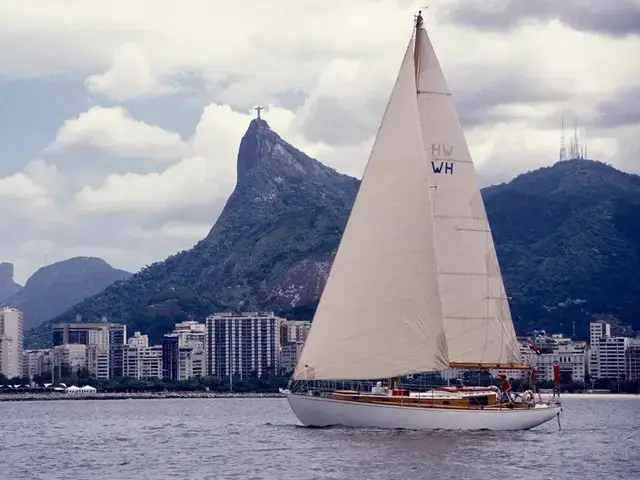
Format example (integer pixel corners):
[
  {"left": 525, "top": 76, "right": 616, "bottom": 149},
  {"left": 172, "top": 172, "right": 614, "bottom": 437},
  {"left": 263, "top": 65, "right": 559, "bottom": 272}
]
[{"left": 1, "top": 0, "right": 639, "bottom": 284}]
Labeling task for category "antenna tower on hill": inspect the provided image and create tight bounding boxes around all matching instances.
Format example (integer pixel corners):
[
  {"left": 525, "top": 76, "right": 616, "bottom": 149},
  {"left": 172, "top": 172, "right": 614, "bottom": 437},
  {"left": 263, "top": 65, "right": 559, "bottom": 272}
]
[
  {"left": 559, "top": 114, "right": 566, "bottom": 161},
  {"left": 559, "top": 115, "right": 588, "bottom": 161}
]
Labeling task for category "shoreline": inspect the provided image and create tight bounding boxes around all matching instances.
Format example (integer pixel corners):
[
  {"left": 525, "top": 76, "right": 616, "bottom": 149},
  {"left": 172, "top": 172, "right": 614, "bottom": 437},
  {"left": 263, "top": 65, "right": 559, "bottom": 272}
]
[
  {"left": 2, "top": 391, "right": 639, "bottom": 402},
  {"left": 553, "top": 392, "right": 639, "bottom": 399},
  {"left": 0, "top": 391, "right": 286, "bottom": 402}
]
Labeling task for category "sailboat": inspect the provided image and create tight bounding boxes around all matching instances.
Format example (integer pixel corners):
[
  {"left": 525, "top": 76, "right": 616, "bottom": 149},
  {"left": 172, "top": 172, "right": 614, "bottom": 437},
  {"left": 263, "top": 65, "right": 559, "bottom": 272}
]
[{"left": 285, "top": 11, "right": 561, "bottom": 431}]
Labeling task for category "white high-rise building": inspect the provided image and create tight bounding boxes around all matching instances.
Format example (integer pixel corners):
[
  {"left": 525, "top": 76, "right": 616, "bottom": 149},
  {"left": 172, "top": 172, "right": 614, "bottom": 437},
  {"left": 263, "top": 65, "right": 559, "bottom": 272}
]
[
  {"left": 86, "top": 345, "right": 110, "bottom": 379},
  {"left": 172, "top": 321, "right": 205, "bottom": 348},
  {"left": 205, "top": 312, "right": 282, "bottom": 378},
  {"left": 280, "top": 342, "right": 305, "bottom": 374},
  {"left": 626, "top": 339, "right": 640, "bottom": 382},
  {"left": 53, "top": 322, "right": 126, "bottom": 379},
  {"left": 22, "top": 349, "right": 54, "bottom": 379},
  {"left": 590, "top": 322, "right": 611, "bottom": 345},
  {"left": 589, "top": 320, "right": 629, "bottom": 379},
  {"left": 128, "top": 331, "right": 149, "bottom": 348},
  {"left": 279, "top": 320, "right": 311, "bottom": 376},
  {"left": 0, "top": 307, "right": 24, "bottom": 378},
  {"left": 53, "top": 344, "right": 88, "bottom": 375},
  {"left": 0, "top": 335, "right": 11, "bottom": 378},
  {"left": 596, "top": 336, "right": 629, "bottom": 379},
  {"left": 168, "top": 321, "right": 206, "bottom": 379},
  {"left": 281, "top": 320, "right": 311, "bottom": 344},
  {"left": 534, "top": 342, "right": 588, "bottom": 383},
  {"left": 123, "top": 345, "right": 163, "bottom": 379}
]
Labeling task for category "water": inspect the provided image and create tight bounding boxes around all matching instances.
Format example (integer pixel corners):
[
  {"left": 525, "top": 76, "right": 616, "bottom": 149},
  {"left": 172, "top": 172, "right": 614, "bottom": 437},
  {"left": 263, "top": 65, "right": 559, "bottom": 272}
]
[{"left": 1, "top": 396, "right": 638, "bottom": 480}]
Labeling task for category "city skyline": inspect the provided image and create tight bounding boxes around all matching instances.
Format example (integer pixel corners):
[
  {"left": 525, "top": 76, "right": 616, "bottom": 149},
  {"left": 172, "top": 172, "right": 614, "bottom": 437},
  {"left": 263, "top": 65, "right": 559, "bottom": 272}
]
[{"left": 5, "top": 307, "right": 638, "bottom": 389}]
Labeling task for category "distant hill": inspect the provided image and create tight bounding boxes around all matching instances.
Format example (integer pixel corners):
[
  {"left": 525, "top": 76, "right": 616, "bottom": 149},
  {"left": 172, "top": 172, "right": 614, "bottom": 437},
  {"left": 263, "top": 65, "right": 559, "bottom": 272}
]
[
  {"left": 0, "top": 262, "right": 22, "bottom": 303},
  {"left": 3, "top": 257, "right": 131, "bottom": 330},
  {"left": 483, "top": 159, "right": 640, "bottom": 337},
  {"left": 25, "top": 119, "right": 640, "bottom": 347}
]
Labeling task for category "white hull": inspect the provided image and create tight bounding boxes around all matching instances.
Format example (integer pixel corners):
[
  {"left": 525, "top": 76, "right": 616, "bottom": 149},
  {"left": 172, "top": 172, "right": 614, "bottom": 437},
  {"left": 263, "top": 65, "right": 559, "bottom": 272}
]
[{"left": 287, "top": 393, "right": 561, "bottom": 431}]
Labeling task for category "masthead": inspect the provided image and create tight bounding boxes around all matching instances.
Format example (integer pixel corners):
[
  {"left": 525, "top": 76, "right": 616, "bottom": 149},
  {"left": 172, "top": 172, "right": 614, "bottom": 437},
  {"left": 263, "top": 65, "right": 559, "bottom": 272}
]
[{"left": 415, "top": 8, "right": 425, "bottom": 28}]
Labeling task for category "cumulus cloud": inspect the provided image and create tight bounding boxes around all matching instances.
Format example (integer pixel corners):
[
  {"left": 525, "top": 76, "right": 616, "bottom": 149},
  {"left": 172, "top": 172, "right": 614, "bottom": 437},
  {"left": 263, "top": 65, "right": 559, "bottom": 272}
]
[
  {"left": 46, "top": 106, "right": 189, "bottom": 160},
  {"left": 0, "top": 172, "right": 46, "bottom": 201},
  {"left": 86, "top": 42, "right": 176, "bottom": 102},
  {"left": 0, "top": 159, "right": 67, "bottom": 240},
  {"left": 75, "top": 155, "right": 229, "bottom": 213},
  {"left": 0, "top": 158, "right": 64, "bottom": 205}
]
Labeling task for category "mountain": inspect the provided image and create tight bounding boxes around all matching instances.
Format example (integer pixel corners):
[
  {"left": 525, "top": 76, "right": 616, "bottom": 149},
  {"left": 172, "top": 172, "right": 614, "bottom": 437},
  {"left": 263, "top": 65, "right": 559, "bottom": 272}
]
[
  {"left": 3, "top": 257, "right": 132, "bottom": 330},
  {"left": 483, "top": 159, "right": 640, "bottom": 337},
  {"left": 0, "top": 262, "right": 23, "bottom": 303},
  {"left": 25, "top": 119, "right": 358, "bottom": 347},
  {"left": 25, "top": 118, "right": 640, "bottom": 348}
]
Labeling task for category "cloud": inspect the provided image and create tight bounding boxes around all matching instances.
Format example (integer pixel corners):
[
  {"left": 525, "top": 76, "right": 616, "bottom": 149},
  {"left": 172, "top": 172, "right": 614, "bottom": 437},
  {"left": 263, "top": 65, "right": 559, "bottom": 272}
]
[
  {"left": 442, "top": 0, "right": 640, "bottom": 38},
  {"left": 0, "top": 0, "right": 411, "bottom": 102},
  {"left": 22, "top": 158, "right": 65, "bottom": 195},
  {"left": 86, "top": 42, "right": 176, "bottom": 102},
  {"left": 0, "top": 158, "right": 64, "bottom": 205},
  {"left": 74, "top": 155, "right": 231, "bottom": 213},
  {"left": 46, "top": 106, "right": 189, "bottom": 160},
  {"left": 291, "top": 58, "right": 389, "bottom": 146},
  {"left": 0, "top": 171, "right": 46, "bottom": 200},
  {"left": 0, "top": 159, "right": 67, "bottom": 240},
  {"left": 592, "top": 88, "right": 640, "bottom": 129}
]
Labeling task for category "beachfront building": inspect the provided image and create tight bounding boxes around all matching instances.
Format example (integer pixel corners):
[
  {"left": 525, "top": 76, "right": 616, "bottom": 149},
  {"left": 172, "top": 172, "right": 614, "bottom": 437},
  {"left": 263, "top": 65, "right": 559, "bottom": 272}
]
[
  {"left": 280, "top": 320, "right": 311, "bottom": 344},
  {"left": 22, "top": 349, "right": 53, "bottom": 379},
  {"left": 0, "top": 307, "right": 24, "bottom": 378},
  {"left": 205, "top": 312, "right": 282, "bottom": 378},
  {"left": 123, "top": 344, "right": 163, "bottom": 379},
  {"left": 52, "top": 343, "right": 88, "bottom": 376},
  {"left": 53, "top": 321, "right": 126, "bottom": 379},
  {"left": 280, "top": 341, "right": 305, "bottom": 374},
  {"left": 589, "top": 321, "right": 629, "bottom": 379},
  {"left": 626, "top": 339, "right": 640, "bottom": 382},
  {"left": 534, "top": 342, "right": 588, "bottom": 383}
]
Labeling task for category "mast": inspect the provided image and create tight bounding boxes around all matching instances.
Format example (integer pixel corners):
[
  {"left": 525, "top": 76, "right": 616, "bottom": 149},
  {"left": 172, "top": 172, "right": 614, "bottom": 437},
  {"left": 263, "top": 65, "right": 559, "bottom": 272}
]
[
  {"left": 389, "top": 10, "right": 424, "bottom": 390},
  {"left": 389, "top": 9, "right": 426, "bottom": 391},
  {"left": 414, "top": 10, "right": 424, "bottom": 81}
]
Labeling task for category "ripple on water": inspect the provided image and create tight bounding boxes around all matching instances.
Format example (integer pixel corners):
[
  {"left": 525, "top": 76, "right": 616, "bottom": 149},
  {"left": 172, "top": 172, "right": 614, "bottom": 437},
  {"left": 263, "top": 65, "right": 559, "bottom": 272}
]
[{"left": 0, "top": 397, "right": 639, "bottom": 480}]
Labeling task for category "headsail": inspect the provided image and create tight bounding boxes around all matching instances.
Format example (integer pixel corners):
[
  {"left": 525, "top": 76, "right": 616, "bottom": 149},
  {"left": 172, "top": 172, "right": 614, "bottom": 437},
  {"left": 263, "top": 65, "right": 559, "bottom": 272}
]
[
  {"left": 293, "top": 33, "right": 449, "bottom": 381},
  {"left": 414, "top": 25, "right": 521, "bottom": 366}
]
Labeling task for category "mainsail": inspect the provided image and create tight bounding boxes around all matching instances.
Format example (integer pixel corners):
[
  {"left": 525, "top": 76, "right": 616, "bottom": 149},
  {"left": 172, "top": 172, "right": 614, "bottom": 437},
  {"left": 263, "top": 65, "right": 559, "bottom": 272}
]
[
  {"left": 414, "top": 25, "right": 521, "bottom": 365},
  {"left": 293, "top": 35, "right": 449, "bottom": 381}
]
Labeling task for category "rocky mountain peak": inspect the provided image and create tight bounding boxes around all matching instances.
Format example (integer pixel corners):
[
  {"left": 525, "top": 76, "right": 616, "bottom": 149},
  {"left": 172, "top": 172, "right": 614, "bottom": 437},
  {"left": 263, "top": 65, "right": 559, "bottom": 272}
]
[
  {"left": 0, "top": 262, "right": 22, "bottom": 303},
  {"left": 0, "top": 262, "right": 14, "bottom": 281},
  {"left": 236, "top": 118, "right": 343, "bottom": 188},
  {"left": 237, "top": 118, "right": 273, "bottom": 179}
]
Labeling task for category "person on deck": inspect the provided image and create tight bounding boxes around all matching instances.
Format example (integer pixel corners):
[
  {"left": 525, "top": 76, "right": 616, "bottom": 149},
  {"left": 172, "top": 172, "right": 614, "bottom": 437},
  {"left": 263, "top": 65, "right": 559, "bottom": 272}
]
[{"left": 498, "top": 374, "right": 513, "bottom": 403}]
